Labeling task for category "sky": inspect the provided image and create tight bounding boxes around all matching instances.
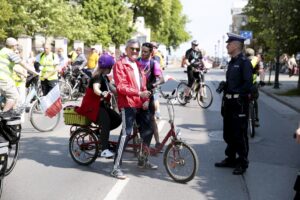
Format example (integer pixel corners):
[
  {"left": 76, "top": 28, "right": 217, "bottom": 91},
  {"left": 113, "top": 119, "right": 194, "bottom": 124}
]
[{"left": 174, "top": 0, "right": 236, "bottom": 57}]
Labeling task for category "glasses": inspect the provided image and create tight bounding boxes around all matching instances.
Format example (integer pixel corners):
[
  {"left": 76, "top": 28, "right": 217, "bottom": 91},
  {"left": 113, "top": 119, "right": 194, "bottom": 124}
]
[{"left": 130, "top": 47, "right": 140, "bottom": 52}]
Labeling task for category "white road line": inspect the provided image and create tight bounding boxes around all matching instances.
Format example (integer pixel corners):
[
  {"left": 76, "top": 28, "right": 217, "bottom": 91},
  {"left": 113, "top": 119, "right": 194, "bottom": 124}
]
[
  {"left": 103, "top": 178, "right": 130, "bottom": 200},
  {"left": 103, "top": 119, "right": 166, "bottom": 200}
]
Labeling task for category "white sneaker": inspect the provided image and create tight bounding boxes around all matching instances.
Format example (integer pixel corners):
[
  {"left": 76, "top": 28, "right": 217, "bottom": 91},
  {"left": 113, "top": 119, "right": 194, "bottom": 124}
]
[{"left": 101, "top": 149, "right": 114, "bottom": 158}]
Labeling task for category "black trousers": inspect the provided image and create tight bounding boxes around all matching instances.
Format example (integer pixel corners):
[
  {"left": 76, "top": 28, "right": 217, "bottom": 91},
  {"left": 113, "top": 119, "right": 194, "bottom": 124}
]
[
  {"left": 222, "top": 96, "right": 249, "bottom": 168},
  {"left": 97, "top": 105, "right": 122, "bottom": 150},
  {"left": 41, "top": 79, "right": 58, "bottom": 96}
]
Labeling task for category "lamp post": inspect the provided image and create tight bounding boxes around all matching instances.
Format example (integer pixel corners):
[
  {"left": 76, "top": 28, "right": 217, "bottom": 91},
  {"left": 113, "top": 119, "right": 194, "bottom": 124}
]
[{"left": 273, "top": 0, "right": 282, "bottom": 89}]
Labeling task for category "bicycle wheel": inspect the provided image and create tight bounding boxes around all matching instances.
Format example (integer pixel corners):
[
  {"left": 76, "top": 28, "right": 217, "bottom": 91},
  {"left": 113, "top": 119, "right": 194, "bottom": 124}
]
[
  {"left": 69, "top": 128, "right": 99, "bottom": 165},
  {"left": 248, "top": 103, "right": 256, "bottom": 138},
  {"left": 58, "top": 80, "right": 72, "bottom": 103},
  {"left": 197, "top": 84, "right": 213, "bottom": 108},
  {"left": 176, "top": 82, "right": 188, "bottom": 105},
  {"left": 29, "top": 100, "right": 61, "bottom": 132},
  {"left": 5, "top": 141, "right": 19, "bottom": 176},
  {"left": 164, "top": 141, "right": 199, "bottom": 183}
]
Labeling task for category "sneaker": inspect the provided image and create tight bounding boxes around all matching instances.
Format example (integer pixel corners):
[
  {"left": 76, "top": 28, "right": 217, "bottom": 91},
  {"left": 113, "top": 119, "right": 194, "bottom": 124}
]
[
  {"left": 101, "top": 149, "right": 114, "bottom": 158},
  {"left": 111, "top": 168, "right": 127, "bottom": 179},
  {"left": 184, "top": 96, "right": 190, "bottom": 103},
  {"left": 138, "top": 160, "right": 158, "bottom": 170},
  {"left": 155, "top": 143, "right": 163, "bottom": 153}
]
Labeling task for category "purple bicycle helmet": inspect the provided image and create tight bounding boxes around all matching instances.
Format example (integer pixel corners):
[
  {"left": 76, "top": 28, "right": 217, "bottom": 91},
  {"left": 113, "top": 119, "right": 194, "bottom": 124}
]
[{"left": 98, "top": 53, "right": 115, "bottom": 69}]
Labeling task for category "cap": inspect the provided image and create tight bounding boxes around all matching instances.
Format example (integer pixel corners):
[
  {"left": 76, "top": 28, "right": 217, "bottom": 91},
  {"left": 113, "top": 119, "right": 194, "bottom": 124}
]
[
  {"left": 98, "top": 53, "right": 115, "bottom": 69},
  {"left": 6, "top": 37, "right": 18, "bottom": 46},
  {"left": 191, "top": 40, "right": 199, "bottom": 46},
  {"left": 226, "top": 33, "right": 246, "bottom": 43}
]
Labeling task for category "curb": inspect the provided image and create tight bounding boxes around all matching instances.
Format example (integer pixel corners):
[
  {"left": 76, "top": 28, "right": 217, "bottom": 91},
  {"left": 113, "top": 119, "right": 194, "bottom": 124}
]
[{"left": 259, "top": 88, "right": 300, "bottom": 113}]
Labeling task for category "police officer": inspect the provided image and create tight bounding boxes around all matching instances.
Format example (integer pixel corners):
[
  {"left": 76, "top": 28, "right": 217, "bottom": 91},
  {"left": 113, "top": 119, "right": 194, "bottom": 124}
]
[{"left": 215, "top": 33, "right": 253, "bottom": 175}]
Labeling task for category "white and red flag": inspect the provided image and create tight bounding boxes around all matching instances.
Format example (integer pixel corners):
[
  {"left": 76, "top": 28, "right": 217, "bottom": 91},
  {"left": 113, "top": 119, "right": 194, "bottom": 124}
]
[{"left": 40, "top": 84, "right": 62, "bottom": 118}]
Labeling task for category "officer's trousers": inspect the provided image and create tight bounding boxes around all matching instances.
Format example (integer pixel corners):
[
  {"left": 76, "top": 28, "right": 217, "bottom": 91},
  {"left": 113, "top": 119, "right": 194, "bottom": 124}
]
[{"left": 222, "top": 96, "right": 249, "bottom": 168}]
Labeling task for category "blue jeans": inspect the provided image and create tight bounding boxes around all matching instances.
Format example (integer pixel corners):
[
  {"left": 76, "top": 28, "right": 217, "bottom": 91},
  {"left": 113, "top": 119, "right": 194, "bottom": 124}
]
[{"left": 113, "top": 107, "right": 153, "bottom": 168}]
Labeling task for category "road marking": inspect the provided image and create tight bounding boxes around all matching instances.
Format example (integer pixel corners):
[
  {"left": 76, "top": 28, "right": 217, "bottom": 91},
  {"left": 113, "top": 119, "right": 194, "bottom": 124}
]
[
  {"left": 103, "top": 178, "right": 130, "bottom": 200},
  {"left": 103, "top": 119, "right": 166, "bottom": 200}
]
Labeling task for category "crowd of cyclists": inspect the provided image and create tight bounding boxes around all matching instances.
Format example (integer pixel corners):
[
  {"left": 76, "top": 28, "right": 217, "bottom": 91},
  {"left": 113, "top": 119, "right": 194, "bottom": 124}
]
[{"left": 0, "top": 34, "right": 267, "bottom": 182}]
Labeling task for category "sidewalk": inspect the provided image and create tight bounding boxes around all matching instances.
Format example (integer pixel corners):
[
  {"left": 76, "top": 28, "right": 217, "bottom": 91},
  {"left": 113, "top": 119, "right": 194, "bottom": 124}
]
[{"left": 259, "top": 72, "right": 300, "bottom": 113}]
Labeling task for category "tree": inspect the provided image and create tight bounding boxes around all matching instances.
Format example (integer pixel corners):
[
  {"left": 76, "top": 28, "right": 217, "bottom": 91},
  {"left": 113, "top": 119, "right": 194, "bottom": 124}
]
[
  {"left": 0, "top": 0, "right": 13, "bottom": 41},
  {"left": 82, "top": 0, "right": 133, "bottom": 47},
  {"left": 244, "top": 0, "right": 300, "bottom": 57},
  {"left": 5, "top": 0, "right": 90, "bottom": 42},
  {"left": 126, "top": 0, "right": 190, "bottom": 50}
]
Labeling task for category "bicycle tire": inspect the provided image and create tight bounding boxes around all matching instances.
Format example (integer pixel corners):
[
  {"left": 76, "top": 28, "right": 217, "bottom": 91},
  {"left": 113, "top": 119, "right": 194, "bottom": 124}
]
[
  {"left": 58, "top": 80, "right": 72, "bottom": 102},
  {"left": 69, "top": 128, "right": 99, "bottom": 165},
  {"left": 0, "top": 178, "right": 3, "bottom": 199},
  {"left": 176, "top": 82, "right": 188, "bottom": 105},
  {"left": 197, "top": 84, "right": 213, "bottom": 109},
  {"left": 164, "top": 141, "right": 199, "bottom": 183},
  {"left": 5, "top": 141, "right": 19, "bottom": 176},
  {"left": 29, "top": 100, "right": 61, "bottom": 132},
  {"left": 248, "top": 103, "right": 256, "bottom": 138}
]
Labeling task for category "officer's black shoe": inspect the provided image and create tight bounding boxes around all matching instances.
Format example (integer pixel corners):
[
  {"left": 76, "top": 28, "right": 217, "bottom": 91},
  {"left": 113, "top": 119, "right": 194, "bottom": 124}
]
[
  {"left": 215, "top": 158, "right": 237, "bottom": 168},
  {"left": 232, "top": 166, "right": 247, "bottom": 175}
]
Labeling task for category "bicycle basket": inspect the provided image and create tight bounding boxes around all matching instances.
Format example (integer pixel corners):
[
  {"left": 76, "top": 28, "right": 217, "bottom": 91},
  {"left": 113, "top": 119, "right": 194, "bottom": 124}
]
[
  {"left": 63, "top": 106, "right": 91, "bottom": 126},
  {"left": 1, "top": 119, "right": 21, "bottom": 145}
]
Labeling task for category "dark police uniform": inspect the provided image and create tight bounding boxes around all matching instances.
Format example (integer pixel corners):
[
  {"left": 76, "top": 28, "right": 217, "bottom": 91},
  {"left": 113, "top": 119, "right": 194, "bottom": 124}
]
[
  {"left": 185, "top": 48, "right": 203, "bottom": 87},
  {"left": 222, "top": 52, "right": 253, "bottom": 172}
]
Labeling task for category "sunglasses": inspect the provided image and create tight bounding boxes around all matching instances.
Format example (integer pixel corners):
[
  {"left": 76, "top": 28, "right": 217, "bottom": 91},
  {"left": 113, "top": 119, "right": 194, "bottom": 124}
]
[{"left": 130, "top": 47, "right": 140, "bottom": 52}]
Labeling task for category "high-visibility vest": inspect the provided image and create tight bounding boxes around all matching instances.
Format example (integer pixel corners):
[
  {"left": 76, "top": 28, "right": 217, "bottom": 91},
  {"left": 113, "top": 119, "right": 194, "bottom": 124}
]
[
  {"left": 12, "top": 64, "right": 27, "bottom": 87},
  {"left": 250, "top": 56, "right": 259, "bottom": 84},
  {"left": 0, "top": 47, "right": 15, "bottom": 81},
  {"left": 39, "top": 52, "right": 58, "bottom": 81}
]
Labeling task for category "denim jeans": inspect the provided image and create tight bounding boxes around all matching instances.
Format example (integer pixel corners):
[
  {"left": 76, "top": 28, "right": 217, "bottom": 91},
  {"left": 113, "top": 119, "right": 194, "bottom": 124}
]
[{"left": 113, "top": 107, "right": 153, "bottom": 168}]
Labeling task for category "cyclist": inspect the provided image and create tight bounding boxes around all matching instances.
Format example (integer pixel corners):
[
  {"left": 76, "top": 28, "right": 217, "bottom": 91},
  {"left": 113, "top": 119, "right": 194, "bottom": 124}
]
[
  {"left": 112, "top": 39, "right": 157, "bottom": 180},
  {"left": 184, "top": 40, "right": 205, "bottom": 102},
  {"left": 0, "top": 37, "right": 38, "bottom": 113},
  {"left": 245, "top": 48, "right": 260, "bottom": 126},
  {"left": 76, "top": 54, "right": 121, "bottom": 158},
  {"left": 36, "top": 43, "right": 60, "bottom": 96},
  {"left": 137, "top": 42, "right": 165, "bottom": 149}
]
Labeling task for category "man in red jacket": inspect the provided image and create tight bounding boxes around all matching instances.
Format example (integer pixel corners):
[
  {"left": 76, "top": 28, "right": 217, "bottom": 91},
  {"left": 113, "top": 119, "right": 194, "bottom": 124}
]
[{"left": 111, "top": 39, "right": 157, "bottom": 179}]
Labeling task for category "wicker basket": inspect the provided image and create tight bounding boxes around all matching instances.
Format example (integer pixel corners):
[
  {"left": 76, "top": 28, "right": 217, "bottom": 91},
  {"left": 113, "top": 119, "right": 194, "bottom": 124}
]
[{"left": 63, "top": 106, "right": 91, "bottom": 126}]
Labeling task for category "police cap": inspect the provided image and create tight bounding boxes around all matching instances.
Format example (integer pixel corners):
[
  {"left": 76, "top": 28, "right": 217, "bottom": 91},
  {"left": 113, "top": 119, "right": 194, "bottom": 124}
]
[{"left": 226, "top": 33, "right": 246, "bottom": 43}]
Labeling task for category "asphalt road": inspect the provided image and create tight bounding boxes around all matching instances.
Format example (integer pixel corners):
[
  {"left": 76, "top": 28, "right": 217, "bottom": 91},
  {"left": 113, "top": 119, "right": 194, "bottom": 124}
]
[{"left": 3, "top": 68, "right": 300, "bottom": 200}]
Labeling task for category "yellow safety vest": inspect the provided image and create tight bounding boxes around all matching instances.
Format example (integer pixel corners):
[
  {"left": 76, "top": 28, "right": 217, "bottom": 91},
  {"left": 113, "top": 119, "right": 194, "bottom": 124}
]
[
  {"left": 39, "top": 52, "right": 58, "bottom": 81},
  {"left": 0, "top": 47, "right": 15, "bottom": 81},
  {"left": 12, "top": 64, "right": 27, "bottom": 87},
  {"left": 251, "top": 56, "right": 259, "bottom": 84}
]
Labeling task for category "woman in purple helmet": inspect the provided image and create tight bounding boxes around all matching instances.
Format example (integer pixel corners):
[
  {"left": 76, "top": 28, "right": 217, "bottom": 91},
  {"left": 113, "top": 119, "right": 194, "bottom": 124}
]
[{"left": 76, "top": 54, "right": 121, "bottom": 158}]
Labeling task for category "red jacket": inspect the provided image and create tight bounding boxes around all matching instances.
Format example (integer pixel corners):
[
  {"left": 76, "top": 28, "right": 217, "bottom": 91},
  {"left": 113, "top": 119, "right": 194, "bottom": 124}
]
[
  {"left": 113, "top": 57, "right": 149, "bottom": 109},
  {"left": 75, "top": 87, "right": 100, "bottom": 122}
]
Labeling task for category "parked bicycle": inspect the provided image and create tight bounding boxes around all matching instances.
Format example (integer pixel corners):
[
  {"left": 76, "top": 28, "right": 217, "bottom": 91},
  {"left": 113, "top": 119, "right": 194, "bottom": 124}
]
[
  {"left": 67, "top": 87, "right": 199, "bottom": 183},
  {"left": 177, "top": 70, "right": 213, "bottom": 108},
  {"left": 60, "top": 66, "right": 88, "bottom": 101}
]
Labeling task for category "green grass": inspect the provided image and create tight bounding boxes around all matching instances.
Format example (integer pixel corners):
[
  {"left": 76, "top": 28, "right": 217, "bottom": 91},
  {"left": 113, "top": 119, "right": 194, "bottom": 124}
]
[{"left": 277, "top": 88, "right": 300, "bottom": 96}]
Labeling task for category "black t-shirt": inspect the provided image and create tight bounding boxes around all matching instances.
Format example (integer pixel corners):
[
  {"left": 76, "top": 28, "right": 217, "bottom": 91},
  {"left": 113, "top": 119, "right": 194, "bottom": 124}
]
[
  {"left": 88, "top": 74, "right": 109, "bottom": 92},
  {"left": 185, "top": 48, "right": 203, "bottom": 64}
]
